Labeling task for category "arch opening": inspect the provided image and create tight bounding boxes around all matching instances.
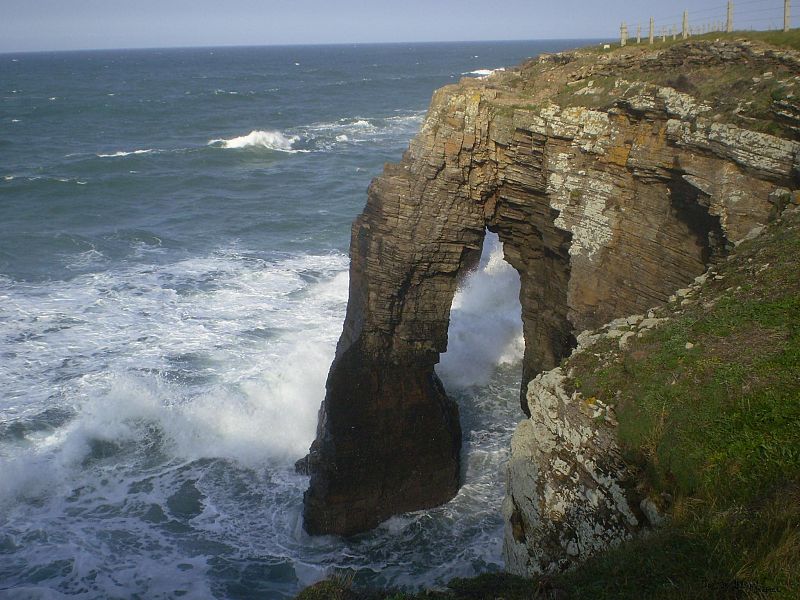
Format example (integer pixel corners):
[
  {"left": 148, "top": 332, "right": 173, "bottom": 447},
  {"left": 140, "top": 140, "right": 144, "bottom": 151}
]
[
  {"left": 434, "top": 229, "right": 526, "bottom": 518},
  {"left": 437, "top": 230, "right": 524, "bottom": 391}
]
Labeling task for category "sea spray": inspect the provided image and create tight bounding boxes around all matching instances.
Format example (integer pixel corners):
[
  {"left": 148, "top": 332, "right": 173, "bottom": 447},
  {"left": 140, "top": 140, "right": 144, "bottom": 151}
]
[{"left": 437, "top": 231, "right": 524, "bottom": 389}]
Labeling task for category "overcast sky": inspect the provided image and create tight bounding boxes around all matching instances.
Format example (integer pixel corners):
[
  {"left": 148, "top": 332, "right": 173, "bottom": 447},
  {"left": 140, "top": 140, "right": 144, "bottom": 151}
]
[{"left": 1, "top": 0, "right": 794, "bottom": 53}]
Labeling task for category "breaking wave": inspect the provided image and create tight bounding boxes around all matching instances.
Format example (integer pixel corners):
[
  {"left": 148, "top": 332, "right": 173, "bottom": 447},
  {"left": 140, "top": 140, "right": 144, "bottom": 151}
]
[
  {"left": 462, "top": 68, "right": 506, "bottom": 78},
  {"left": 208, "top": 129, "right": 301, "bottom": 151},
  {"left": 0, "top": 250, "right": 350, "bottom": 505}
]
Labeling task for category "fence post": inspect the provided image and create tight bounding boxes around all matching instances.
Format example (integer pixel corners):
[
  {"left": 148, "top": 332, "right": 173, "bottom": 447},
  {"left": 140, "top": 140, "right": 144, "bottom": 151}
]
[
  {"left": 727, "top": 1, "right": 734, "bottom": 33},
  {"left": 649, "top": 17, "right": 655, "bottom": 44},
  {"left": 621, "top": 22, "right": 628, "bottom": 46},
  {"left": 682, "top": 11, "right": 689, "bottom": 39},
  {"left": 637, "top": 24, "right": 642, "bottom": 44},
  {"left": 785, "top": 0, "right": 791, "bottom": 32}
]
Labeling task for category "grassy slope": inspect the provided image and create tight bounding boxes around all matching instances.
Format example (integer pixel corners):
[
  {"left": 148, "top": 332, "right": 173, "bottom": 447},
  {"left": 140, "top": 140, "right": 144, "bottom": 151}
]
[
  {"left": 554, "top": 205, "right": 800, "bottom": 599},
  {"left": 297, "top": 33, "right": 800, "bottom": 600}
]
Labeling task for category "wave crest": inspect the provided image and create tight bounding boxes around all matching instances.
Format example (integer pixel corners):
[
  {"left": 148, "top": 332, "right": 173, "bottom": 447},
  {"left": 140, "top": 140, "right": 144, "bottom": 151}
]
[
  {"left": 97, "top": 149, "right": 155, "bottom": 158},
  {"left": 208, "top": 129, "right": 299, "bottom": 152}
]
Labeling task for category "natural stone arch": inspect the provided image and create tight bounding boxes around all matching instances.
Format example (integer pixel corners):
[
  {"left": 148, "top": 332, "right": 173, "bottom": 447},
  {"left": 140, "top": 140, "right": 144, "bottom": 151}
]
[
  {"left": 301, "top": 157, "right": 494, "bottom": 535},
  {"left": 300, "top": 135, "right": 577, "bottom": 536},
  {"left": 300, "top": 72, "right": 788, "bottom": 535}
]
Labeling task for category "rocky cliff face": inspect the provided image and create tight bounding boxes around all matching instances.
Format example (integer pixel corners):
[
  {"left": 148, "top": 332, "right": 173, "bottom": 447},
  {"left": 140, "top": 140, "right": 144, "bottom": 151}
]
[
  {"left": 503, "top": 311, "right": 676, "bottom": 575},
  {"left": 301, "top": 39, "right": 800, "bottom": 538}
]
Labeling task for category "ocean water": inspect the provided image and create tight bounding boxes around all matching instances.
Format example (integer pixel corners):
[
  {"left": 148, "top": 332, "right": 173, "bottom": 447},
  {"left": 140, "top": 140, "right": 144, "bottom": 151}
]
[{"left": 1, "top": 40, "right": 587, "bottom": 599}]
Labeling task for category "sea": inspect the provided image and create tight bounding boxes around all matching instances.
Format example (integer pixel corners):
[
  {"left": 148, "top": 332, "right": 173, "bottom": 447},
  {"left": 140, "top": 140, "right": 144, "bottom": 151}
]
[{"left": 0, "top": 40, "right": 589, "bottom": 599}]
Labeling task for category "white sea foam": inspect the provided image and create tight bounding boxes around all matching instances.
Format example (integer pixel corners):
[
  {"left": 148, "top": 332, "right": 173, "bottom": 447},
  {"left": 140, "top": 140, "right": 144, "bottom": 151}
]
[
  {"left": 437, "top": 231, "right": 524, "bottom": 389},
  {"left": 65, "top": 246, "right": 106, "bottom": 270},
  {"left": 0, "top": 201, "right": 510, "bottom": 600},
  {"left": 97, "top": 148, "right": 156, "bottom": 158},
  {"left": 298, "top": 112, "right": 425, "bottom": 150},
  {"left": 463, "top": 68, "right": 506, "bottom": 78},
  {"left": 0, "top": 251, "right": 349, "bottom": 504},
  {"left": 207, "top": 129, "right": 300, "bottom": 151}
]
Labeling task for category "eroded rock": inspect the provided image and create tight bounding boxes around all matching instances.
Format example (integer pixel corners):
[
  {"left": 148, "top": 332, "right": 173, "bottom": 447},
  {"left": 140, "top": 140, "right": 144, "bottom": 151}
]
[
  {"left": 502, "top": 368, "right": 639, "bottom": 574},
  {"left": 302, "top": 39, "right": 800, "bottom": 537}
]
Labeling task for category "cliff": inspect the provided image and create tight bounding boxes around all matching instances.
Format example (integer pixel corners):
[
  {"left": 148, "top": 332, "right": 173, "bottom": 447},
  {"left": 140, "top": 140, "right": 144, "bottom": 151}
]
[
  {"left": 502, "top": 201, "right": 799, "bottom": 596},
  {"left": 300, "top": 37, "right": 800, "bottom": 539}
]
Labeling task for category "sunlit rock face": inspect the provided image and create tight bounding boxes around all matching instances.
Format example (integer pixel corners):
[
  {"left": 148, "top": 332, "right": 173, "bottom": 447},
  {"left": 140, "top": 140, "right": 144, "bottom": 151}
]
[{"left": 302, "top": 39, "right": 800, "bottom": 537}]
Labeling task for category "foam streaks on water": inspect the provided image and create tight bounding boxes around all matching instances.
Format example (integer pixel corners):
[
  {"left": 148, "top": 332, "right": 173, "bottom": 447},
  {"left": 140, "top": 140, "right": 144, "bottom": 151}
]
[{"left": 0, "top": 40, "right": 588, "bottom": 598}]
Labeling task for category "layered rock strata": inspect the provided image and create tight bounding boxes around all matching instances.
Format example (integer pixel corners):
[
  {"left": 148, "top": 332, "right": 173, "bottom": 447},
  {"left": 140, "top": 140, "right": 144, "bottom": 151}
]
[{"left": 302, "top": 40, "right": 800, "bottom": 536}]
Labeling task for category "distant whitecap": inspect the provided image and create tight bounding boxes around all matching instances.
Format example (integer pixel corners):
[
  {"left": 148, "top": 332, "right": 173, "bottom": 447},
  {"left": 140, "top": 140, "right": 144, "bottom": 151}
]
[
  {"left": 462, "top": 68, "right": 506, "bottom": 78},
  {"left": 97, "top": 149, "right": 156, "bottom": 158}
]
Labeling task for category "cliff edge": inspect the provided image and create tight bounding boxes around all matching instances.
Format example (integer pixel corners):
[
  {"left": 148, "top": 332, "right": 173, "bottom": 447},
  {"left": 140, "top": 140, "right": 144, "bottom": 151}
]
[{"left": 301, "top": 37, "right": 800, "bottom": 538}]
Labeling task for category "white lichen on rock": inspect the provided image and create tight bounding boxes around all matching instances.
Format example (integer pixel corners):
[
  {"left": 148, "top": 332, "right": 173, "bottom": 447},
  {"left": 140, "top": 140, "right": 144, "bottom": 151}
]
[
  {"left": 502, "top": 302, "right": 683, "bottom": 576},
  {"left": 521, "top": 104, "right": 617, "bottom": 259},
  {"left": 666, "top": 118, "right": 800, "bottom": 179},
  {"left": 502, "top": 366, "right": 640, "bottom": 575}
]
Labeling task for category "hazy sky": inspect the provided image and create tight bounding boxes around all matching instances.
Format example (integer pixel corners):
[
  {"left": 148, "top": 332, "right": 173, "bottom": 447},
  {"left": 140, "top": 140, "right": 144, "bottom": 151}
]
[{"left": 1, "top": 0, "right": 794, "bottom": 53}]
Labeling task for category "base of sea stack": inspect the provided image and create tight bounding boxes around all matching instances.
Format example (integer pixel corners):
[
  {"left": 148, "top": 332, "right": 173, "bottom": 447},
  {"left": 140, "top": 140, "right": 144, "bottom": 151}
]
[{"left": 302, "top": 345, "right": 462, "bottom": 536}]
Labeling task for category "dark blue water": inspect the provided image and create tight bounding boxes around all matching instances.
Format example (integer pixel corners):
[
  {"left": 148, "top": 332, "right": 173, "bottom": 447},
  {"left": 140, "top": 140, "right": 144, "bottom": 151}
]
[{"left": 1, "top": 40, "right": 587, "bottom": 599}]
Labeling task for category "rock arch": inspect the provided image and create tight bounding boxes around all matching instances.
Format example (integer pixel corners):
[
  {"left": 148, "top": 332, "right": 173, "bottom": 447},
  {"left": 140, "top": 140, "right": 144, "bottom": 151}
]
[{"left": 301, "top": 79, "right": 788, "bottom": 535}]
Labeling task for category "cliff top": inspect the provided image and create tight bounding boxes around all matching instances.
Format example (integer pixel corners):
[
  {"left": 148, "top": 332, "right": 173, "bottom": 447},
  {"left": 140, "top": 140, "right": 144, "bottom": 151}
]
[{"left": 446, "top": 31, "right": 800, "bottom": 138}]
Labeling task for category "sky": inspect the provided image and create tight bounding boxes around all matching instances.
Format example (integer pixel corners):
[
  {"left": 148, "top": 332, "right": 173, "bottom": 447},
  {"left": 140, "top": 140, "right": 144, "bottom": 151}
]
[{"left": 1, "top": 0, "right": 795, "bottom": 53}]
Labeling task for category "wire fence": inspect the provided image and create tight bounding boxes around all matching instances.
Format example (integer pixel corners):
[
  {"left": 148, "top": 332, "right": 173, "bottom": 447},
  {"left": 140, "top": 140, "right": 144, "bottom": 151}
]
[{"left": 618, "top": 0, "right": 798, "bottom": 46}]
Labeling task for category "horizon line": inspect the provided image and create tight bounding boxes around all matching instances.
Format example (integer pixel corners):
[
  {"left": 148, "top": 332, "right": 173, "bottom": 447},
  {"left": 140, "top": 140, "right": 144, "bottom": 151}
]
[{"left": 0, "top": 36, "right": 609, "bottom": 57}]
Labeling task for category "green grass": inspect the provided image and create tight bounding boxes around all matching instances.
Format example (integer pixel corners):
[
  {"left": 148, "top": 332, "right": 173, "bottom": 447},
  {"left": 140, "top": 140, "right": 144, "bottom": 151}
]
[
  {"left": 561, "top": 208, "right": 800, "bottom": 598},
  {"left": 701, "top": 29, "right": 800, "bottom": 52},
  {"left": 600, "top": 29, "right": 800, "bottom": 53}
]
